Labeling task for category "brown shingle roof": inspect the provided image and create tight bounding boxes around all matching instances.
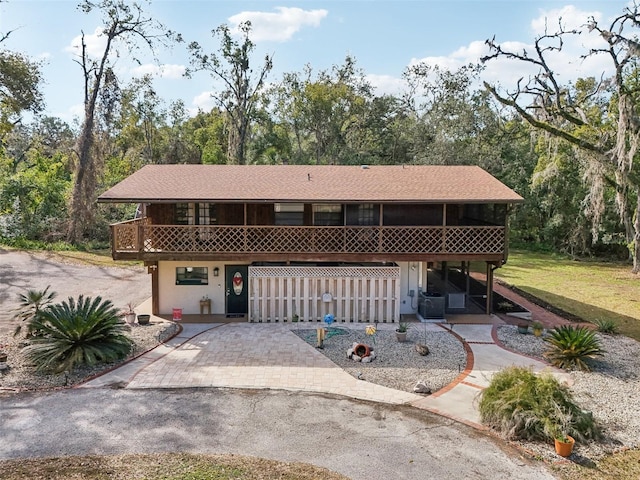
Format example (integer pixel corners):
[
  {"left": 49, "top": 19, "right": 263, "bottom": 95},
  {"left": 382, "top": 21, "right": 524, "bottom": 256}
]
[{"left": 97, "top": 164, "right": 523, "bottom": 203}]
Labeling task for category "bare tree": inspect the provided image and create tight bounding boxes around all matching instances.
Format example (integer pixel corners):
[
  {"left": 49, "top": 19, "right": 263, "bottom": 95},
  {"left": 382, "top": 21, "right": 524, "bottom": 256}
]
[
  {"left": 188, "top": 21, "right": 272, "bottom": 165},
  {"left": 68, "top": 0, "right": 179, "bottom": 243},
  {"left": 482, "top": 4, "right": 640, "bottom": 273}
]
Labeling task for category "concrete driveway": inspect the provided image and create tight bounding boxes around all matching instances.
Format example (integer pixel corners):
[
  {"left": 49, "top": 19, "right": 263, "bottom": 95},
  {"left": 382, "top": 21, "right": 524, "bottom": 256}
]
[
  {"left": 0, "top": 249, "right": 150, "bottom": 335},
  {"left": 0, "top": 388, "right": 556, "bottom": 479}
]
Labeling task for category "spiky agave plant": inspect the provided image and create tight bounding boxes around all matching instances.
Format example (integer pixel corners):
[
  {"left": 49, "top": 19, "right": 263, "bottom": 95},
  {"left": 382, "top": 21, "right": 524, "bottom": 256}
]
[
  {"left": 25, "top": 295, "right": 133, "bottom": 373},
  {"left": 544, "top": 325, "right": 604, "bottom": 371}
]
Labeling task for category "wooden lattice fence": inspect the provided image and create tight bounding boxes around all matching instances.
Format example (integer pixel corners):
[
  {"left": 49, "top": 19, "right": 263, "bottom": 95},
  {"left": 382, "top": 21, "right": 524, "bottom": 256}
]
[{"left": 248, "top": 266, "right": 401, "bottom": 323}]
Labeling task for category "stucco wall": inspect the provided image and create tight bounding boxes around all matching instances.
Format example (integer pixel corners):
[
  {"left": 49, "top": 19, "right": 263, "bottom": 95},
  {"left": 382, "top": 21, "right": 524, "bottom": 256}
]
[
  {"left": 158, "top": 260, "right": 244, "bottom": 315},
  {"left": 157, "top": 260, "right": 422, "bottom": 317}
]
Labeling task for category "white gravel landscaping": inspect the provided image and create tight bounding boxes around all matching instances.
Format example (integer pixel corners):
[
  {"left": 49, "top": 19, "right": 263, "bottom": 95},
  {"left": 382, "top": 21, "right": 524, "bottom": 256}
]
[
  {"left": 497, "top": 325, "right": 640, "bottom": 460},
  {"left": 292, "top": 324, "right": 467, "bottom": 394},
  {"left": 0, "top": 320, "right": 179, "bottom": 392}
]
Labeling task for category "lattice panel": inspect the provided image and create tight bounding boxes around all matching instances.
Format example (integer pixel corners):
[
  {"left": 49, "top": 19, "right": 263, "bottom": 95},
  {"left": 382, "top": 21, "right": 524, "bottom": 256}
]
[
  {"left": 446, "top": 227, "right": 504, "bottom": 253},
  {"left": 114, "top": 224, "right": 138, "bottom": 251},
  {"left": 382, "top": 227, "right": 443, "bottom": 253},
  {"left": 345, "top": 228, "right": 380, "bottom": 252},
  {"left": 113, "top": 221, "right": 506, "bottom": 255},
  {"left": 250, "top": 266, "right": 401, "bottom": 278}
]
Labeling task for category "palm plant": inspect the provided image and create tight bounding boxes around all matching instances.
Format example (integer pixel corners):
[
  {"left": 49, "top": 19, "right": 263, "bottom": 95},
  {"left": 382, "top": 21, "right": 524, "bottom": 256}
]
[
  {"left": 544, "top": 325, "right": 604, "bottom": 371},
  {"left": 13, "top": 285, "right": 57, "bottom": 337},
  {"left": 24, "top": 295, "right": 133, "bottom": 373}
]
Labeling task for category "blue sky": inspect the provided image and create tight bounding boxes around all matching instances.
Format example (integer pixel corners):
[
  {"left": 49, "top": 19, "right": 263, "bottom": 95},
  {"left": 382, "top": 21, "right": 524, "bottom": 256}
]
[{"left": 0, "top": 0, "right": 630, "bottom": 123}]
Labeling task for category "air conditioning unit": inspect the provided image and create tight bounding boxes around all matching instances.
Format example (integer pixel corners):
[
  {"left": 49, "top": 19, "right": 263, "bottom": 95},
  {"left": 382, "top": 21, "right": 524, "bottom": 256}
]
[
  {"left": 419, "top": 294, "right": 445, "bottom": 318},
  {"left": 448, "top": 293, "right": 466, "bottom": 309}
]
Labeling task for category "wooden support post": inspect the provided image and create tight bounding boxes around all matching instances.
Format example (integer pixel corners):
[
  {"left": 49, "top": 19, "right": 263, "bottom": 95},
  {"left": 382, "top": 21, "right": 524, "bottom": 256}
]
[
  {"left": 485, "top": 262, "right": 493, "bottom": 315},
  {"left": 149, "top": 262, "right": 159, "bottom": 316}
]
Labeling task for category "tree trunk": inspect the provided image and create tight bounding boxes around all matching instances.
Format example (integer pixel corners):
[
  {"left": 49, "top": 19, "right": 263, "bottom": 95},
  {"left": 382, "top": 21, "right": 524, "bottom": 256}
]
[
  {"left": 633, "top": 193, "right": 640, "bottom": 274},
  {"left": 67, "top": 114, "right": 96, "bottom": 244}
]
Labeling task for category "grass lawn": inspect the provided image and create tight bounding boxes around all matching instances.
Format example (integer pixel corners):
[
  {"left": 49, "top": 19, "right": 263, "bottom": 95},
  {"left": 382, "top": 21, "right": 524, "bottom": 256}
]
[
  {"left": 0, "top": 453, "right": 349, "bottom": 480},
  {"left": 493, "top": 250, "right": 640, "bottom": 341}
]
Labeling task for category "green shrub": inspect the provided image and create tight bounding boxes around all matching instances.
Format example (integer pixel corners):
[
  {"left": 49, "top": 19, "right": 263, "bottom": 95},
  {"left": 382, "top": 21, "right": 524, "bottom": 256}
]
[
  {"left": 544, "top": 325, "right": 604, "bottom": 371},
  {"left": 25, "top": 295, "right": 133, "bottom": 373},
  {"left": 13, "top": 286, "right": 57, "bottom": 337},
  {"left": 593, "top": 318, "right": 618, "bottom": 334},
  {"left": 478, "top": 366, "right": 600, "bottom": 442}
]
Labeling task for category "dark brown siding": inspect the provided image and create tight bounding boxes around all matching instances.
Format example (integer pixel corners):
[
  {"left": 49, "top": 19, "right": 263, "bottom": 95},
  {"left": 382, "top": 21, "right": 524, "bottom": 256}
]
[
  {"left": 303, "top": 204, "right": 313, "bottom": 226},
  {"left": 246, "top": 203, "right": 274, "bottom": 225},
  {"left": 218, "top": 204, "right": 245, "bottom": 225},
  {"left": 147, "top": 204, "right": 175, "bottom": 224}
]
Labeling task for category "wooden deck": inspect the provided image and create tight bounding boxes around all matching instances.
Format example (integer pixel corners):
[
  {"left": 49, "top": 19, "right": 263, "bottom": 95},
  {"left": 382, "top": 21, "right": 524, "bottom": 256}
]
[{"left": 111, "top": 220, "right": 507, "bottom": 262}]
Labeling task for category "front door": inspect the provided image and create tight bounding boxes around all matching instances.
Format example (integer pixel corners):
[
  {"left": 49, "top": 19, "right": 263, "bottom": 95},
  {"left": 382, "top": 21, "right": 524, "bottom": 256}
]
[{"left": 226, "top": 265, "right": 248, "bottom": 316}]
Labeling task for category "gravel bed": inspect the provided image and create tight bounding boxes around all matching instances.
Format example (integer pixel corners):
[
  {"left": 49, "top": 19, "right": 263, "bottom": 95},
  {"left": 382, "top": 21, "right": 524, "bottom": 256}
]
[
  {"left": 496, "top": 325, "right": 640, "bottom": 461},
  {"left": 293, "top": 325, "right": 467, "bottom": 394},
  {"left": 0, "top": 320, "right": 179, "bottom": 392}
]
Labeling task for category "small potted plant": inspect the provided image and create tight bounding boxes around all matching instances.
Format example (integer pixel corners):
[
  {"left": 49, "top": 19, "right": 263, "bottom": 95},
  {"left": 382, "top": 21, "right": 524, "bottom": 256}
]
[
  {"left": 122, "top": 302, "right": 136, "bottom": 325},
  {"left": 517, "top": 322, "right": 529, "bottom": 334},
  {"left": 532, "top": 321, "right": 544, "bottom": 337},
  {"left": 553, "top": 429, "right": 575, "bottom": 457},
  {"left": 396, "top": 322, "right": 409, "bottom": 342},
  {"left": 548, "top": 409, "right": 575, "bottom": 457}
]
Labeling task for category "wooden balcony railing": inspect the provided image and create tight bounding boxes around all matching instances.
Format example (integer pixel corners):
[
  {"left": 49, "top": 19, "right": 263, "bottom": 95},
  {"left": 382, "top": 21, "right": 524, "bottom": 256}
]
[{"left": 111, "top": 220, "right": 506, "bottom": 258}]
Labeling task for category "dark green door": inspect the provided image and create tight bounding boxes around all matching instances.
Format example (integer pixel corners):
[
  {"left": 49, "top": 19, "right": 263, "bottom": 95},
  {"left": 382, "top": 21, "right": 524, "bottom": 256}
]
[{"left": 226, "top": 265, "right": 248, "bottom": 316}]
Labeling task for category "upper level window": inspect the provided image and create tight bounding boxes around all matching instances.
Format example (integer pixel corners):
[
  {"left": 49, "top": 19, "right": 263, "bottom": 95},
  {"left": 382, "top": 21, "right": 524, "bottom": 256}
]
[
  {"left": 313, "top": 204, "right": 343, "bottom": 226},
  {"left": 274, "top": 203, "right": 304, "bottom": 225},
  {"left": 358, "top": 203, "right": 376, "bottom": 226},
  {"left": 176, "top": 203, "right": 217, "bottom": 225}
]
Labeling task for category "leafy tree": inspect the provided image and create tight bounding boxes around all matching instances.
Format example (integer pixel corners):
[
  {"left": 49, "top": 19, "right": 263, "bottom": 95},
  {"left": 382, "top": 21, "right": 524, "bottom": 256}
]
[
  {"left": 24, "top": 295, "right": 133, "bottom": 373},
  {"left": 0, "top": 150, "right": 71, "bottom": 240},
  {"left": 68, "top": 0, "right": 180, "bottom": 243},
  {"left": 188, "top": 21, "right": 272, "bottom": 165},
  {"left": 483, "top": 5, "right": 640, "bottom": 272},
  {"left": 0, "top": 49, "right": 43, "bottom": 139},
  {"left": 115, "top": 74, "right": 167, "bottom": 165},
  {"left": 269, "top": 57, "right": 374, "bottom": 165},
  {"left": 403, "top": 63, "right": 501, "bottom": 167}
]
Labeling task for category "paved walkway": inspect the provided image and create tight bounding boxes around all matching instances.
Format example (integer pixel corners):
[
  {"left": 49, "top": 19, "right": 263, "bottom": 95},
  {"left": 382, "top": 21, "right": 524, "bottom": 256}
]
[{"left": 80, "top": 315, "right": 568, "bottom": 427}]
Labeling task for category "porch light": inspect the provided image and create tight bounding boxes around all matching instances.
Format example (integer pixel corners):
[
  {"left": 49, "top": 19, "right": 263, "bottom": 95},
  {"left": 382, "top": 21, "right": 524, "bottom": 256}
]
[{"left": 213, "top": 267, "right": 220, "bottom": 277}]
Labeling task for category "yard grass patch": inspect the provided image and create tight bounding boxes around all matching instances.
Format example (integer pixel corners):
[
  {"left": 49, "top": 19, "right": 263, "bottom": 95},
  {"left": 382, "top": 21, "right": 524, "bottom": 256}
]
[
  {"left": 492, "top": 250, "right": 640, "bottom": 341},
  {"left": 0, "top": 453, "right": 349, "bottom": 480},
  {"left": 553, "top": 448, "right": 640, "bottom": 480}
]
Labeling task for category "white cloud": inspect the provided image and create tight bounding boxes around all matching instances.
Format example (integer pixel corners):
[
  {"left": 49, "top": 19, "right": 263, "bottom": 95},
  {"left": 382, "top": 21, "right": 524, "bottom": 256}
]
[
  {"left": 406, "top": 6, "right": 615, "bottom": 94},
  {"left": 228, "top": 7, "right": 328, "bottom": 42},
  {"left": 530, "top": 5, "right": 602, "bottom": 35},
  {"left": 192, "top": 91, "right": 215, "bottom": 113},
  {"left": 366, "top": 74, "right": 405, "bottom": 96},
  {"left": 131, "top": 63, "right": 186, "bottom": 79},
  {"left": 65, "top": 26, "right": 108, "bottom": 58}
]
